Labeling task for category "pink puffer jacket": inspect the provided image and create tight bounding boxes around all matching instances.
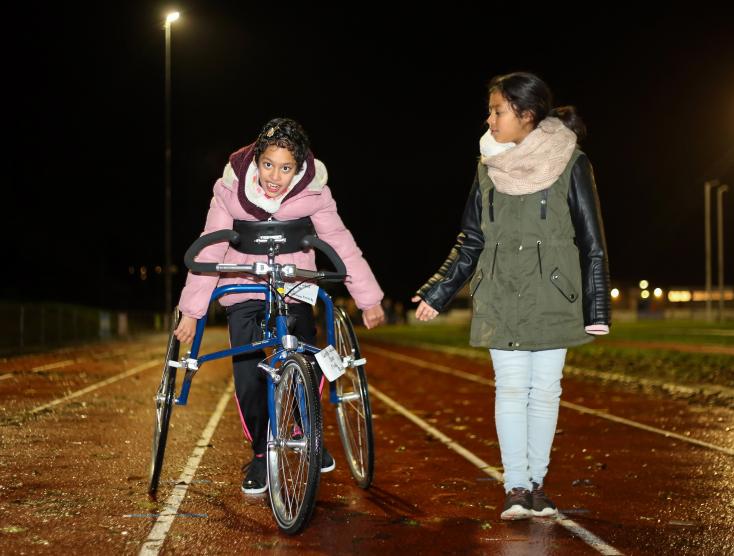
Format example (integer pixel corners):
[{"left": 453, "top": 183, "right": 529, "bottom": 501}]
[{"left": 178, "top": 156, "right": 384, "bottom": 319}]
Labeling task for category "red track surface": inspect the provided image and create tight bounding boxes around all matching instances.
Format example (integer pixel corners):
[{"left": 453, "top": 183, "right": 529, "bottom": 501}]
[{"left": 1, "top": 331, "right": 732, "bottom": 555}]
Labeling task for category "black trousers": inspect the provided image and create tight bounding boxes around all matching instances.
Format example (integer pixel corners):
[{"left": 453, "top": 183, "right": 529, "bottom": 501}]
[{"left": 226, "top": 300, "right": 317, "bottom": 455}]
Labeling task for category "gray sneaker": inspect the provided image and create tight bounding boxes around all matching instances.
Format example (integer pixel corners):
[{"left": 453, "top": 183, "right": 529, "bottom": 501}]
[
  {"left": 531, "top": 482, "right": 558, "bottom": 517},
  {"left": 501, "top": 487, "right": 533, "bottom": 520}
]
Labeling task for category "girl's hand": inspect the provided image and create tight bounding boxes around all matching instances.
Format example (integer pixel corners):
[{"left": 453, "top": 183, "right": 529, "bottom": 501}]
[
  {"left": 174, "top": 315, "right": 197, "bottom": 344},
  {"left": 411, "top": 295, "right": 438, "bottom": 321},
  {"left": 362, "top": 304, "right": 386, "bottom": 329}
]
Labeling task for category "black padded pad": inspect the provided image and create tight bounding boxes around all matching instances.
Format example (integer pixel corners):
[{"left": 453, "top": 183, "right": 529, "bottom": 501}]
[{"left": 231, "top": 217, "right": 316, "bottom": 255}]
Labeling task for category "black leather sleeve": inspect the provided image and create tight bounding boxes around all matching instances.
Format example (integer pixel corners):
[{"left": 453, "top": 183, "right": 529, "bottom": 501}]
[
  {"left": 415, "top": 173, "right": 485, "bottom": 312},
  {"left": 567, "top": 154, "right": 612, "bottom": 326}
]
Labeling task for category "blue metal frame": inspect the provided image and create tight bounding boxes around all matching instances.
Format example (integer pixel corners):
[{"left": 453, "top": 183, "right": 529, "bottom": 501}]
[{"left": 172, "top": 282, "right": 340, "bottom": 439}]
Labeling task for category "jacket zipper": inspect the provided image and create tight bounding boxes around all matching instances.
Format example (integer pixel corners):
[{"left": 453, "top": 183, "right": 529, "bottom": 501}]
[
  {"left": 491, "top": 242, "right": 500, "bottom": 279},
  {"left": 536, "top": 240, "right": 543, "bottom": 277}
]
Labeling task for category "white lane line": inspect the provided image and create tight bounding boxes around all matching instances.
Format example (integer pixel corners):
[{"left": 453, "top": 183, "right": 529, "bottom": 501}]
[
  {"left": 31, "top": 359, "right": 76, "bottom": 372},
  {"left": 139, "top": 379, "right": 234, "bottom": 556},
  {"left": 0, "top": 359, "right": 77, "bottom": 382},
  {"left": 377, "top": 340, "right": 734, "bottom": 401},
  {"left": 370, "top": 384, "right": 623, "bottom": 555},
  {"left": 368, "top": 346, "right": 734, "bottom": 457},
  {"left": 28, "top": 360, "right": 160, "bottom": 415}
]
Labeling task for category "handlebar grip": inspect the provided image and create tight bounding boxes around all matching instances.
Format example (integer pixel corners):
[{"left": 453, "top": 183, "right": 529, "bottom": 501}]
[
  {"left": 301, "top": 235, "right": 347, "bottom": 277},
  {"left": 184, "top": 229, "right": 241, "bottom": 273},
  {"left": 295, "top": 269, "right": 347, "bottom": 282}
]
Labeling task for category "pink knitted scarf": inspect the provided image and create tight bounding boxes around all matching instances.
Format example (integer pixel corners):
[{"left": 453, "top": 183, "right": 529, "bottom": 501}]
[{"left": 481, "top": 117, "right": 577, "bottom": 195}]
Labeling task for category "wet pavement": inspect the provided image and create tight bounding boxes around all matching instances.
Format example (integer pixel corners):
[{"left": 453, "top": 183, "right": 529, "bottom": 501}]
[{"left": 1, "top": 330, "right": 733, "bottom": 554}]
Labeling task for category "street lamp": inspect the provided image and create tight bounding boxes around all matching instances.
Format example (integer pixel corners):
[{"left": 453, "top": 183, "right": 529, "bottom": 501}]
[
  {"left": 704, "top": 180, "right": 720, "bottom": 321},
  {"left": 716, "top": 184, "right": 729, "bottom": 321},
  {"left": 164, "top": 11, "right": 179, "bottom": 328}
]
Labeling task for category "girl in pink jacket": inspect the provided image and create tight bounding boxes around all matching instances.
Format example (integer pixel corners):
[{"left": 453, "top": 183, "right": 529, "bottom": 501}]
[{"left": 174, "top": 118, "right": 385, "bottom": 494}]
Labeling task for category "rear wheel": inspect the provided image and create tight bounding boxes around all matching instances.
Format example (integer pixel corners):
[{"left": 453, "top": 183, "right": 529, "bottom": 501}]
[
  {"left": 333, "top": 307, "right": 374, "bottom": 488},
  {"left": 267, "top": 353, "right": 322, "bottom": 534},
  {"left": 148, "top": 308, "right": 180, "bottom": 496}
]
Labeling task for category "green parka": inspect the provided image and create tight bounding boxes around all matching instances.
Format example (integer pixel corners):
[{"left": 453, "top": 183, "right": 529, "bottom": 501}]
[{"left": 418, "top": 150, "right": 611, "bottom": 350}]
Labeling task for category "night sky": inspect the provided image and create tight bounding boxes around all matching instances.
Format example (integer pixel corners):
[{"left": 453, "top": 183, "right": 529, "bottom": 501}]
[{"left": 6, "top": 3, "right": 734, "bottom": 311}]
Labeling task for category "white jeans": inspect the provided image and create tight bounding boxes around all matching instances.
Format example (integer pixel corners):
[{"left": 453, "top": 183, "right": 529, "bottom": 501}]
[{"left": 489, "top": 348, "right": 566, "bottom": 492}]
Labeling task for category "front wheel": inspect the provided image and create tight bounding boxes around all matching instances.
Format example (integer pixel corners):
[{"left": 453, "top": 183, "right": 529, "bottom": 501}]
[
  {"left": 333, "top": 307, "right": 374, "bottom": 488},
  {"left": 267, "top": 353, "right": 322, "bottom": 534},
  {"left": 148, "top": 308, "right": 180, "bottom": 496}
]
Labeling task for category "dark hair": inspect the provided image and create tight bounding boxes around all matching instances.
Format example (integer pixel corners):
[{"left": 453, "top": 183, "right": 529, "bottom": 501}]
[
  {"left": 489, "top": 72, "right": 586, "bottom": 140},
  {"left": 254, "top": 117, "right": 310, "bottom": 172},
  {"left": 549, "top": 106, "right": 587, "bottom": 141}
]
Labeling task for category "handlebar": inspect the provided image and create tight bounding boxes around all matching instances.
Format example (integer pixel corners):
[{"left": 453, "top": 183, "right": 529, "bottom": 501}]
[
  {"left": 184, "top": 229, "right": 241, "bottom": 274},
  {"left": 300, "top": 235, "right": 347, "bottom": 279},
  {"left": 183, "top": 229, "right": 347, "bottom": 282}
]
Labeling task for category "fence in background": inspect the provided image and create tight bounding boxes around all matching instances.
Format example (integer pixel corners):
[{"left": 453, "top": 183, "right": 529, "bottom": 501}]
[{"left": 0, "top": 302, "right": 165, "bottom": 356}]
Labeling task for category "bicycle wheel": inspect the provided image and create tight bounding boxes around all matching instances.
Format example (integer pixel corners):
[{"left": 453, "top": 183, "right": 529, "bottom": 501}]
[
  {"left": 267, "top": 353, "right": 322, "bottom": 535},
  {"left": 333, "top": 307, "right": 374, "bottom": 488},
  {"left": 148, "top": 308, "right": 180, "bottom": 495}
]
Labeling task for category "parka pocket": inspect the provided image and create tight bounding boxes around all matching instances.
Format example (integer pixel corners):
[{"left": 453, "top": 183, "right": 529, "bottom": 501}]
[
  {"left": 469, "top": 269, "right": 484, "bottom": 297},
  {"left": 550, "top": 267, "right": 578, "bottom": 303},
  {"left": 491, "top": 242, "right": 500, "bottom": 278}
]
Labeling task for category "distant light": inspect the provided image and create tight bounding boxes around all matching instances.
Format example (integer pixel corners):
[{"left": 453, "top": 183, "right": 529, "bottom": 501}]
[
  {"left": 653, "top": 288, "right": 663, "bottom": 298},
  {"left": 639, "top": 280, "right": 649, "bottom": 289},
  {"left": 692, "top": 289, "right": 734, "bottom": 302},
  {"left": 640, "top": 289, "right": 650, "bottom": 299},
  {"left": 155, "top": 266, "right": 162, "bottom": 274},
  {"left": 668, "top": 290, "right": 692, "bottom": 302},
  {"left": 166, "top": 12, "right": 180, "bottom": 24},
  {"left": 611, "top": 288, "right": 620, "bottom": 299},
  {"left": 140, "top": 266, "right": 148, "bottom": 281}
]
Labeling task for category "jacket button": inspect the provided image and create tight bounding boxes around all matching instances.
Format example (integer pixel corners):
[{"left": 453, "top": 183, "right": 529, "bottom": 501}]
[
  {"left": 515, "top": 342, "right": 520, "bottom": 347},
  {"left": 518, "top": 245, "right": 523, "bottom": 251}
]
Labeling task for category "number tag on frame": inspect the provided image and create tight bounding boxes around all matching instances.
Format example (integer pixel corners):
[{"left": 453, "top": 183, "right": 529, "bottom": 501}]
[{"left": 315, "top": 345, "right": 346, "bottom": 382}]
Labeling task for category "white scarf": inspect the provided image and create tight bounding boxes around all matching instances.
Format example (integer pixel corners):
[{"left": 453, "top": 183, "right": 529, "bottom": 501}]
[{"left": 243, "top": 159, "right": 308, "bottom": 214}]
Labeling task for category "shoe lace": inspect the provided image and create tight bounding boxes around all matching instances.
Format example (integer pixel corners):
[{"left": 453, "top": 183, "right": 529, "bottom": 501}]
[
  {"left": 532, "top": 483, "right": 549, "bottom": 499},
  {"left": 508, "top": 487, "right": 530, "bottom": 502}
]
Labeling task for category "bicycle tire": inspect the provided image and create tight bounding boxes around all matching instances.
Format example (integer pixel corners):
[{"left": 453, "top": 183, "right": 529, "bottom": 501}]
[
  {"left": 267, "top": 353, "right": 322, "bottom": 534},
  {"left": 148, "top": 308, "right": 180, "bottom": 495},
  {"left": 333, "top": 307, "right": 374, "bottom": 488}
]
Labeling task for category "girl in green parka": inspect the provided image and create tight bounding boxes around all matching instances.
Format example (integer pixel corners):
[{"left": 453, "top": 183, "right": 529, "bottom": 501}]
[{"left": 413, "top": 72, "right": 611, "bottom": 520}]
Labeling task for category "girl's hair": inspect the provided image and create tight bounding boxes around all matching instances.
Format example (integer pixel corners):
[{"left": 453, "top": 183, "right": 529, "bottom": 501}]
[
  {"left": 489, "top": 72, "right": 586, "bottom": 141},
  {"left": 253, "top": 117, "right": 310, "bottom": 172},
  {"left": 549, "top": 105, "right": 587, "bottom": 141}
]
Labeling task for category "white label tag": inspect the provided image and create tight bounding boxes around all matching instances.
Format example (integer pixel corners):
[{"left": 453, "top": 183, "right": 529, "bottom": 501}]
[
  {"left": 283, "top": 282, "right": 319, "bottom": 305},
  {"left": 315, "top": 345, "right": 345, "bottom": 382}
]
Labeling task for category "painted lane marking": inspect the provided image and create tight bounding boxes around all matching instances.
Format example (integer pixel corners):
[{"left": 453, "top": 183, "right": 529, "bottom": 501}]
[
  {"left": 369, "top": 384, "right": 623, "bottom": 556},
  {"left": 28, "top": 360, "right": 160, "bottom": 415},
  {"left": 139, "top": 379, "right": 234, "bottom": 556},
  {"left": 0, "top": 359, "right": 77, "bottom": 381},
  {"left": 368, "top": 346, "right": 734, "bottom": 457},
  {"left": 31, "top": 359, "right": 76, "bottom": 372},
  {"left": 372, "top": 340, "right": 734, "bottom": 401},
  {"left": 125, "top": 513, "right": 208, "bottom": 518}
]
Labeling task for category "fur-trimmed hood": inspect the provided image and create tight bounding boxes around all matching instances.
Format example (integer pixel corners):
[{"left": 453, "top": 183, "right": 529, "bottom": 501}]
[{"left": 224, "top": 143, "right": 329, "bottom": 219}]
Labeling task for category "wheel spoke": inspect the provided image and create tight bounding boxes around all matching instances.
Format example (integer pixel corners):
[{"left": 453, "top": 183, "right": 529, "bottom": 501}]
[
  {"left": 333, "top": 308, "right": 373, "bottom": 488},
  {"left": 267, "top": 355, "right": 321, "bottom": 533}
]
